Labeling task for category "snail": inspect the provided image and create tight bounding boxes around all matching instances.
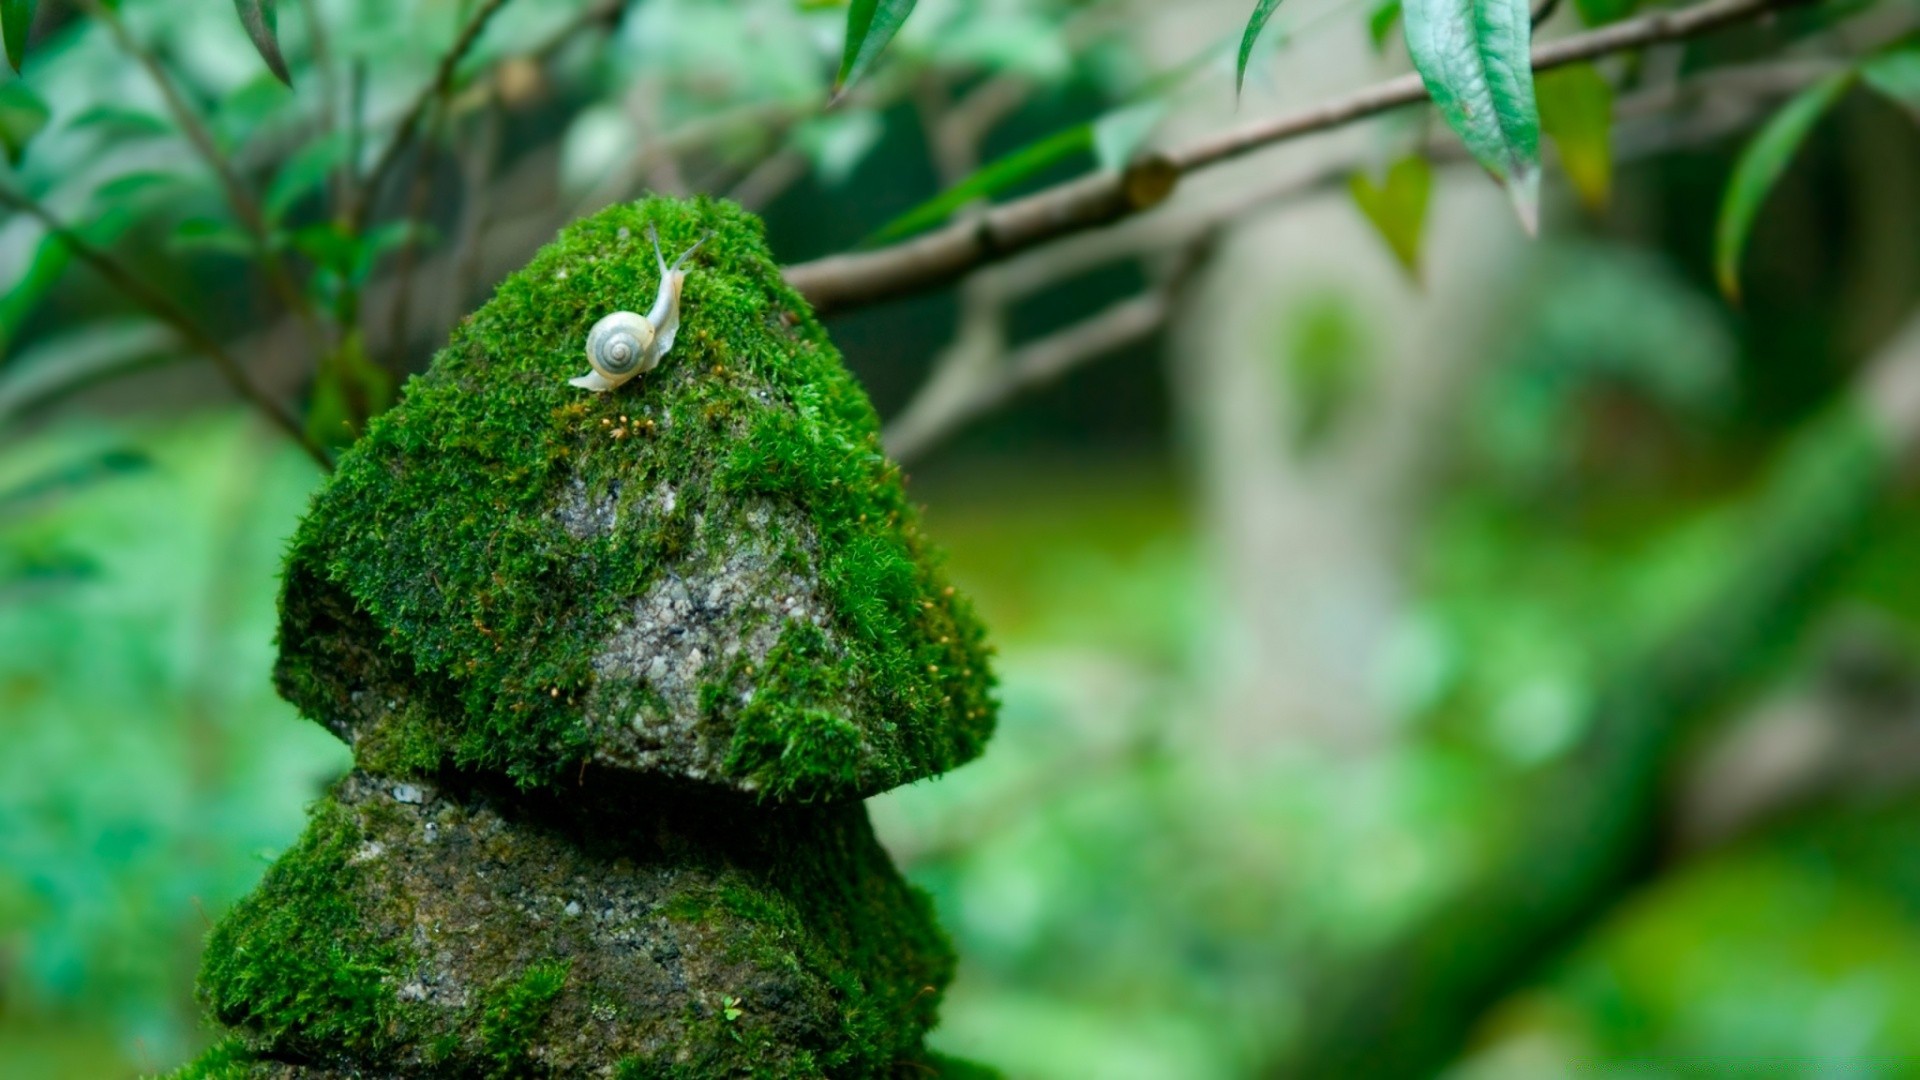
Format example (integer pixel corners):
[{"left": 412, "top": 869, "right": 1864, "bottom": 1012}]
[{"left": 570, "top": 224, "right": 709, "bottom": 392}]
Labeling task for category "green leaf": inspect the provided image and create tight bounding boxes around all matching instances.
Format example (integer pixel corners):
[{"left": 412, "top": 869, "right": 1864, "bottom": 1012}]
[
  {"left": 1536, "top": 62, "right": 1612, "bottom": 213},
  {"left": 65, "top": 104, "right": 172, "bottom": 139},
  {"left": 866, "top": 123, "right": 1095, "bottom": 244},
  {"left": 1713, "top": 71, "right": 1853, "bottom": 301},
  {"left": 233, "top": 0, "right": 292, "bottom": 87},
  {"left": 1571, "top": 0, "right": 1638, "bottom": 27},
  {"left": 266, "top": 134, "right": 350, "bottom": 220},
  {"left": 835, "top": 0, "right": 917, "bottom": 98},
  {"left": 1403, "top": 0, "right": 1542, "bottom": 232},
  {"left": 2, "top": 0, "right": 32, "bottom": 73},
  {"left": 1861, "top": 45, "right": 1920, "bottom": 113},
  {"left": 1236, "top": 0, "right": 1285, "bottom": 98},
  {"left": 1092, "top": 100, "right": 1167, "bottom": 171},
  {"left": 0, "top": 80, "right": 49, "bottom": 164},
  {"left": 170, "top": 217, "right": 256, "bottom": 260},
  {"left": 1368, "top": 0, "right": 1403, "bottom": 53},
  {"left": 1348, "top": 155, "right": 1432, "bottom": 281}
]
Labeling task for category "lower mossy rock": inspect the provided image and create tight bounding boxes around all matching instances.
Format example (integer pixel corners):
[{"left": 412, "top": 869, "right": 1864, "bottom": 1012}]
[
  {"left": 193, "top": 771, "right": 952, "bottom": 1077},
  {"left": 165, "top": 1039, "right": 1002, "bottom": 1079},
  {"left": 276, "top": 196, "right": 996, "bottom": 800}
]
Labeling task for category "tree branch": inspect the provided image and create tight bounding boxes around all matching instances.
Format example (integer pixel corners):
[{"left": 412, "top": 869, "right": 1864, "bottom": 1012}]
[
  {"left": 783, "top": 0, "right": 1812, "bottom": 316},
  {"left": 884, "top": 238, "right": 1216, "bottom": 464},
  {"left": 0, "top": 185, "right": 332, "bottom": 472}
]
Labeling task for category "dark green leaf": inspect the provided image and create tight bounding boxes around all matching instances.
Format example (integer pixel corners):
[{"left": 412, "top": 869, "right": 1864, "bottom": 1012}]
[
  {"left": 266, "top": 134, "right": 350, "bottom": 220},
  {"left": 0, "top": 80, "right": 48, "bottom": 163},
  {"left": 1571, "top": 0, "right": 1638, "bottom": 27},
  {"left": 1348, "top": 155, "right": 1431, "bottom": 281},
  {"left": 306, "top": 331, "right": 389, "bottom": 447},
  {"left": 867, "top": 123, "right": 1095, "bottom": 244},
  {"left": 91, "top": 170, "right": 190, "bottom": 204},
  {"left": 65, "top": 104, "right": 172, "bottom": 139},
  {"left": 1403, "top": 0, "right": 1542, "bottom": 231},
  {"left": 836, "top": 0, "right": 916, "bottom": 97},
  {"left": 2, "top": 0, "right": 33, "bottom": 73},
  {"left": 0, "top": 446, "right": 150, "bottom": 517},
  {"left": 1536, "top": 63, "right": 1612, "bottom": 213},
  {"left": 233, "top": 0, "right": 292, "bottom": 87},
  {"left": 1368, "top": 0, "right": 1402, "bottom": 53},
  {"left": 170, "top": 217, "right": 257, "bottom": 260},
  {"left": 1713, "top": 71, "right": 1853, "bottom": 301},
  {"left": 1862, "top": 45, "right": 1920, "bottom": 113},
  {"left": 1237, "top": 0, "right": 1285, "bottom": 98}
]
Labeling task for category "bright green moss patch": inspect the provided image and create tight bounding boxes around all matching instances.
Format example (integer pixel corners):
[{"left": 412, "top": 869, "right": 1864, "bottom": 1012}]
[
  {"left": 191, "top": 772, "right": 954, "bottom": 1077},
  {"left": 197, "top": 799, "right": 409, "bottom": 1059},
  {"left": 277, "top": 196, "right": 995, "bottom": 798},
  {"left": 156, "top": 1038, "right": 252, "bottom": 1080},
  {"left": 476, "top": 959, "right": 570, "bottom": 1076}
]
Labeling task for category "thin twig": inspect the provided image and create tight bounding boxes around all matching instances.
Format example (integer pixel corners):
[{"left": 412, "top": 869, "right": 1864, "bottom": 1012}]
[
  {"left": 885, "top": 237, "right": 1218, "bottom": 464},
  {"left": 0, "top": 186, "right": 331, "bottom": 471},
  {"left": 352, "top": 0, "right": 515, "bottom": 229},
  {"left": 782, "top": 0, "right": 1813, "bottom": 315},
  {"left": 384, "top": 97, "right": 449, "bottom": 374},
  {"left": 880, "top": 53, "right": 1839, "bottom": 464},
  {"left": 445, "top": 92, "right": 506, "bottom": 332}
]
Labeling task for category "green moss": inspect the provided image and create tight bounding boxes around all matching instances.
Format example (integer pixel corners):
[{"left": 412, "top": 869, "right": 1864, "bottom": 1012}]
[
  {"left": 197, "top": 798, "right": 409, "bottom": 1059},
  {"left": 476, "top": 958, "right": 570, "bottom": 1076},
  {"left": 193, "top": 773, "right": 951, "bottom": 1077},
  {"left": 277, "top": 196, "right": 996, "bottom": 799},
  {"left": 154, "top": 1038, "right": 252, "bottom": 1080}
]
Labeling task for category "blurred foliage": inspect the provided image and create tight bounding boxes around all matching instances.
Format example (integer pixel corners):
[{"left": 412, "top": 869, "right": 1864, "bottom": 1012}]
[
  {"left": 0, "top": 416, "right": 344, "bottom": 1075},
  {"left": 3, "top": 0, "right": 1920, "bottom": 1078}
]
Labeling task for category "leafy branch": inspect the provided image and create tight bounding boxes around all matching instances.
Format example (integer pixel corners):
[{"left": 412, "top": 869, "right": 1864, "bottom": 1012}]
[
  {"left": 0, "top": 183, "right": 331, "bottom": 470},
  {"left": 783, "top": 0, "right": 1814, "bottom": 316}
]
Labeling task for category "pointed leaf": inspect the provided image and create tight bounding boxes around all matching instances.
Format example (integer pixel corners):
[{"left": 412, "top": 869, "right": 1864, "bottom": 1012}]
[
  {"left": 1237, "top": 0, "right": 1285, "bottom": 98},
  {"left": 1092, "top": 100, "right": 1167, "bottom": 170},
  {"left": 1403, "top": 0, "right": 1542, "bottom": 232},
  {"left": 1862, "top": 45, "right": 1920, "bottom": 114},
  {"left": 835, "top": 0, "right": 917, "bottom": 97},
  {"left": 65, "top": 104, "right": 172, "bottom": 139},
  {"left": 1536, "top": 62, "right": 1612, "bottom": 213},
  {"left": 1713, "top": 71, "right": 1853, "bottom": 301},
  {"left": 1349, "top": 155, "right": 1432, "bottom": 281},
  {"left": 233, "top": 0, "right": 292, "bottom": 87},
  {"left": 866, "top": 123, "right": 1094, "bottom": 243},
  {"left": 1368, "top": 0, "right": 1403, "bottom": 53},
  {"left": 2, "top": 0, "right": 33, "bottom": 73},
  {"left": 0, "top": 81, "right": 49, "bottom": 164},
  {"left": 266, "top": 133, "right": 350, "bottom": 220}
]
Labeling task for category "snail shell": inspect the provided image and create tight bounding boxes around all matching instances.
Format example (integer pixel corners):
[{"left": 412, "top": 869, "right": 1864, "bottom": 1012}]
[{"left": 578, "top": 310, "right": 657, "bottom": 390}]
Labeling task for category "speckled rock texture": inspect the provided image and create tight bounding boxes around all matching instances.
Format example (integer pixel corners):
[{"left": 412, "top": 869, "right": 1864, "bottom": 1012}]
[
  {"left": 172, "top": 198, "right": 1001, "bottom": 1080},
  {"left": 191, "top": 771, "right": 953, "bottom": 1078},
  {"left": 276, "top": 197, "right": 996, "bottom": 802}
]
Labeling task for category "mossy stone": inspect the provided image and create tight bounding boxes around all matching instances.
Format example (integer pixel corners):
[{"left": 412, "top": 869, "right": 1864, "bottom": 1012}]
[
  {"left": 277, "top": 197, "right": 995, "bottom": 800},
  {"left": 194, "top": 771, "right": 953, "bottom": 1077}
]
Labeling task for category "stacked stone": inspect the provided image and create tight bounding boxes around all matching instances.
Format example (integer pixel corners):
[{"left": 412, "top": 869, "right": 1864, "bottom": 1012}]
[{"left": 171, "top": 199, "right": 998, "bottom": 1079}]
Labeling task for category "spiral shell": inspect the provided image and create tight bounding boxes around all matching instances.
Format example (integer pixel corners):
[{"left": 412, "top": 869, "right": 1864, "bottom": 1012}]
[{"left": 585, "top": 311, "right": 656, "bottom": 381}]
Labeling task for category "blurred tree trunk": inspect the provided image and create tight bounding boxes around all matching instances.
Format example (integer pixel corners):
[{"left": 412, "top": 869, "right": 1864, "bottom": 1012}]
[{"left": 1262, "top": 313, "right": 1920, "bottom": 1077}]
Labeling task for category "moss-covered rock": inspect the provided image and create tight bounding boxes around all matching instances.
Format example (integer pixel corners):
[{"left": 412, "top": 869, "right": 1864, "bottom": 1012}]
[
  {"left": 195, "top": 771, "right": 952, "bottom": 1077},
  {"left": 164, "top": 1040, "right": 1003, "bottom": 1079},
  {"left": 277, "top": 197, "right": 995, "bottom": 800}
]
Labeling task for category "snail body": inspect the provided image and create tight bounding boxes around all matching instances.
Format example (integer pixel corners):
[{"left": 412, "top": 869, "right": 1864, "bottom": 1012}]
[{"left": 571, "top": 225, "right": 708, "bottom": 392}]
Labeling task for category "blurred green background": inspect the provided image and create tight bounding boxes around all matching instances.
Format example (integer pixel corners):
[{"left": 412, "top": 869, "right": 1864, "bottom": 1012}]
[{"left": 5, "top": 0, "right": 1920, "bottom": 1076}]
